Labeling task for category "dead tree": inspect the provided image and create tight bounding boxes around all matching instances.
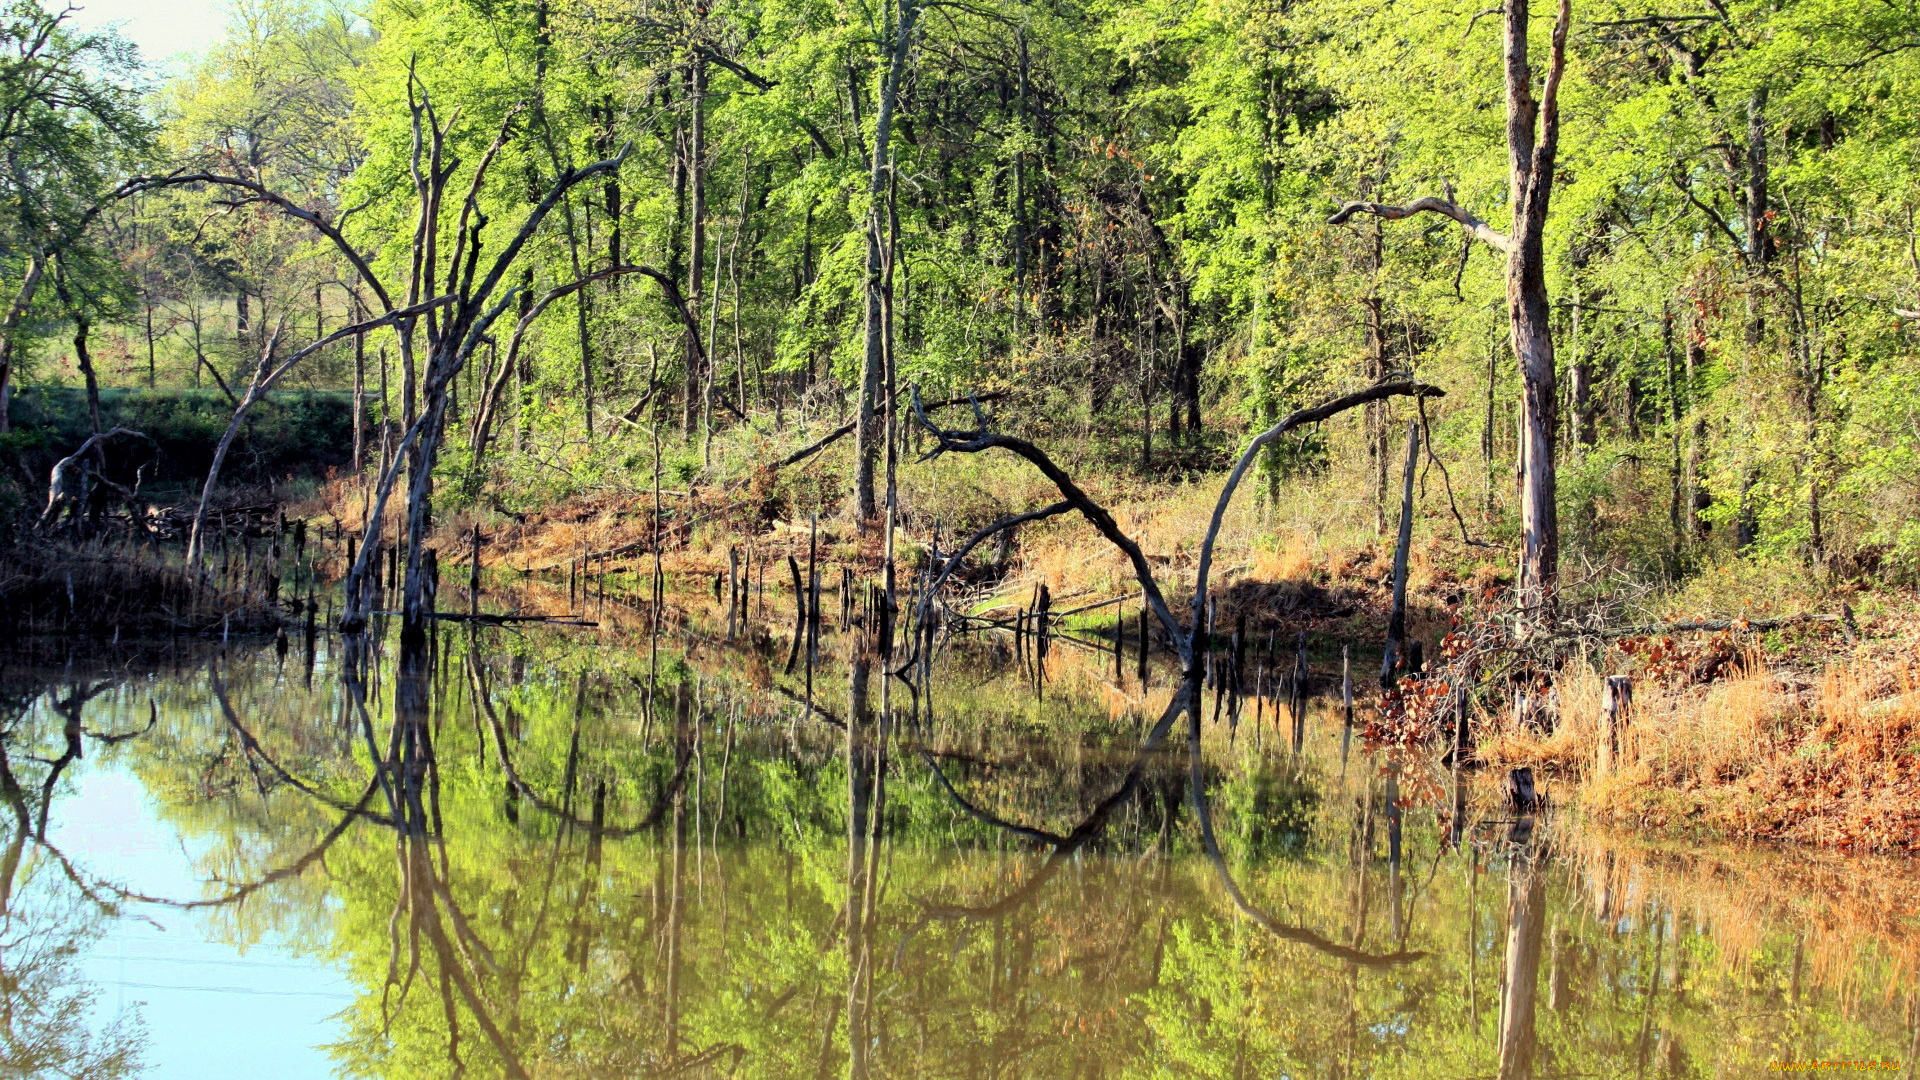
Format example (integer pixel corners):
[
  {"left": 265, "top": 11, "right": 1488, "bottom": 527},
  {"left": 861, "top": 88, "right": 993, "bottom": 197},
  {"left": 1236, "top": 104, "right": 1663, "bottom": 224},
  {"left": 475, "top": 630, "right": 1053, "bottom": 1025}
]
[
  {"left": 349, "top": 88, "right": 629, "bottom": 643},
  {"left": 914, "top": 378, "right": 1443, "bottom": 674},
  {"left": 134, "top": 79, "right": 628, "bottom": 638},
  {"left": 854, "top": 0, "right": 921, "bottom": 523},
  {"left": 912, "top": 380, "right": 1443, "bottom": 959},
  {"left": 1329, "top": 0, "right": 1571, "bottom": 614},
  {"left": 37, "top": 427, "right": 155, "bottom": 532}
]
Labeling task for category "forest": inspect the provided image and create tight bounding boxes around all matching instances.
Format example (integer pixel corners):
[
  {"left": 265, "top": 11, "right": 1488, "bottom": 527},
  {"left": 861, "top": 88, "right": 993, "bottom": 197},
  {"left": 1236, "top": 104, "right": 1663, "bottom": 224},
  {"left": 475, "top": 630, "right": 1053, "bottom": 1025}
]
[
  {"left": 2, "top": 0, "right": 1920, "bottom": 1074},
  {"left": 9, "top": 0, "right": 1920, "bottom": 573}
]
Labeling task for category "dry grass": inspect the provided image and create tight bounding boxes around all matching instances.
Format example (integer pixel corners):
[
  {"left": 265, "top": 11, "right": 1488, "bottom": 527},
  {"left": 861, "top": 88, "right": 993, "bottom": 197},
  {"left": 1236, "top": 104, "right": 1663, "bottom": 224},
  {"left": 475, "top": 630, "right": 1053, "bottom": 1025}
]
[
  {"left": 1481, "top": 637, "right": 1920, "bottom": 854},
  {"left": 0, "top": 535, "right": 282, "bottom": 636},
  {"left": 314, "top": 449, "right": 1424, "bottom": 640}
]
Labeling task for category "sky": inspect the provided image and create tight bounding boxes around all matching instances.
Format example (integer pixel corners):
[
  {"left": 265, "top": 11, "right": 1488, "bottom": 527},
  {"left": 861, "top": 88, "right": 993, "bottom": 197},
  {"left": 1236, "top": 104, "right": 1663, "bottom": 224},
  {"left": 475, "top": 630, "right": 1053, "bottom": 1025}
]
[{"left": 55, "top": 0, "right": 229, "bottom": 74}]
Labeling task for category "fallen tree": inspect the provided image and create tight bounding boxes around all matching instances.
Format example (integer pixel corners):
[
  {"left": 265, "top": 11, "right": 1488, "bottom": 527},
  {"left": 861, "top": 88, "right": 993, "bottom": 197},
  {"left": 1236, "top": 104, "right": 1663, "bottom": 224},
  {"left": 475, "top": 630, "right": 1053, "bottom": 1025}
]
[
  {"left": 909, "top": 377, "right": 1445, "bottom": 922},
  {"left": 37, "top": 426, "right": 156, "bottom": 532}
]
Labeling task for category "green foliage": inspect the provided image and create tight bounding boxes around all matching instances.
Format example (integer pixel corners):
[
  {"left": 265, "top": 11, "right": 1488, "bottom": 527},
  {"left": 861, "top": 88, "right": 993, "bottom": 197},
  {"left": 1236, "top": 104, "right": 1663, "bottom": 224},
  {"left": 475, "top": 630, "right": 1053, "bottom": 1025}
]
[
  {"left": 0, "top": 0, "right": 153, "bottom": 392},
  {"left": 9, "top": 0, "right": 1920, "bottom": 605},
  {"left": 8, "top": 386, "right": 356, "bottom": 490}
]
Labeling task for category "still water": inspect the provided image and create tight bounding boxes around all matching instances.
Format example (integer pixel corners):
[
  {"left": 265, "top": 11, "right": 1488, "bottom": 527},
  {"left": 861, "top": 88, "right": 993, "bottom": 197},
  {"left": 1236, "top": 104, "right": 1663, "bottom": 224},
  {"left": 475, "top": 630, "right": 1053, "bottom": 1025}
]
[{"left": 1, "top": 607, "right": 1915, "bottom": 1078}]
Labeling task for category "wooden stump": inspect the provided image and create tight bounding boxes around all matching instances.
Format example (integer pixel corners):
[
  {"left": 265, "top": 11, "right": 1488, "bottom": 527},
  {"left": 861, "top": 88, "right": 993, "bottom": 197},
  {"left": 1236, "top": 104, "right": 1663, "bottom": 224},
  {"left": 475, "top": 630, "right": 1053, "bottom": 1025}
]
[
  {"left": 1507, "top": 766, "right": 1542, "bottom": 812},
  {"left": 1598, "top": 675, "right": 1633, "bottom": 777}
]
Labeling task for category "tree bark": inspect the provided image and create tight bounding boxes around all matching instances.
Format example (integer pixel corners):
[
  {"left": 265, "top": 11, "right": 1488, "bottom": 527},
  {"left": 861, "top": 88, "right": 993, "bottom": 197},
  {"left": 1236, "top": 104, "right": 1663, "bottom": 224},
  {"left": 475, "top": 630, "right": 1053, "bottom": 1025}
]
[
  {"left": 1329, "top": 0, "right": 1568, "bottom": 613},
  {"left": 72, "top": 313, "right": 101, "bottom": 436},
  {"left": 683, "top": 56, "right": 707, "bottom": 440},
  {"left": 855, "top": 0, "right": 919, "bottom": 522},
  {"left": 1506, "top": 0, "right": 1570, "bottom": 614},
  {"left": 1380, "top": 421, "right": 1420, "bottom": 686}
]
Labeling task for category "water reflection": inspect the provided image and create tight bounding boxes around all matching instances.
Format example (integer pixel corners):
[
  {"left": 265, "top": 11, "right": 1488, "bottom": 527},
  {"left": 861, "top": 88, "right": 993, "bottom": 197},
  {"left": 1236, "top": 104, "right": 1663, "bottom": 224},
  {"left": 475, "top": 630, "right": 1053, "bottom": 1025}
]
[{"left": 0, "top": 624, "right": 1916, "bottom": 1077}]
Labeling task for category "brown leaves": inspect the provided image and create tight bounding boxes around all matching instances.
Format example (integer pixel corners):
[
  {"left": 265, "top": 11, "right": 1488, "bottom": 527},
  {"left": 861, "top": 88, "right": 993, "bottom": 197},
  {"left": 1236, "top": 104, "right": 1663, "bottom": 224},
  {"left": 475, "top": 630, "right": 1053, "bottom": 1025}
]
[{"left": 1617, "top": 631, "right": 1741, "bottom": 687}]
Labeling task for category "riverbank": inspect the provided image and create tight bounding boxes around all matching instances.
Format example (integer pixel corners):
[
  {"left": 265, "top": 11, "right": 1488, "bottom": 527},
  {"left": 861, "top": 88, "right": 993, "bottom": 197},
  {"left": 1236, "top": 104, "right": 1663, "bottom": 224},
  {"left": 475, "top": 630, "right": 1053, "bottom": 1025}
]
[
  {"left": 182, "top": 457, "right": 1920, "bottom": 856},
  {"left": 0, "top": 533, "right": 288, "bottom": 638},
  {"left": 1492, "top": 624, "right": 1920, "bottom": 854}
]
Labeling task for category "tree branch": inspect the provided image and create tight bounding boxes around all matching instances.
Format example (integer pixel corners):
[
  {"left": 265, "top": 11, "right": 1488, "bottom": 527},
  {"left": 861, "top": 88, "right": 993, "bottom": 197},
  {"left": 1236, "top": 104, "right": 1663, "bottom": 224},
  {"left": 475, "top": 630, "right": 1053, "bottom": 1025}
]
[
  {"left": 915, "top": 500, "right": 1073, "bottom": 621},
  {"left": 123, "top": 171, "right": 396, "bottom": 312},
  {"left": 1187, "top": 380, "right": 1446, "bottom": 667},
  {"left": 912, "top": 389, "right": 1186, "bottom": 657},
  {"left": 1329, "top": 196, "right": 1512, "bottom": 253}
]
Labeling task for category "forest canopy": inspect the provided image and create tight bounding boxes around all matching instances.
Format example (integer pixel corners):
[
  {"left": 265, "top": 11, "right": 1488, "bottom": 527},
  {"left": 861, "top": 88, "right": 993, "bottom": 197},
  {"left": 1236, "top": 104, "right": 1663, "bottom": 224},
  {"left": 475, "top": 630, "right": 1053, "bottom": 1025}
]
[{"left": 6, "top": 0, "right": 1920, "bottom": 589}]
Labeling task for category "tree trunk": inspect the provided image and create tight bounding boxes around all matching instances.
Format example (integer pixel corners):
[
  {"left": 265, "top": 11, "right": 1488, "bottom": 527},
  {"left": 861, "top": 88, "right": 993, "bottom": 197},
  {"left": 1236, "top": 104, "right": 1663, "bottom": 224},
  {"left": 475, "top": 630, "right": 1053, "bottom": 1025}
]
[
  {"left": 72, "top": 314, "right": 101, "bottom": 436},
  {"left": 1662, "top": 307, "right": 1685, "bottom": 565},
  {"left": 1505, "top": 0, "right": 1569, "bottom": 613},
  {"left": 683, "top": 57, "right": 707, "bottom": 441},
  {"left": 0, "top": 254, "right": 47, "bottom": 434},
  {"left": 1381, "top": 421, "right": 1419, "bottom": 686},
  {"left": 1568, "top": 299, "right": 1593, "bottom": 449},
  {"left": 855, "top": 0, "right": 919, "bottom": 522},
  {"left": 1365, "top": 220, "right": 1389, "bottom": 533},
  {"left": 353, "top": 315, "right": 367, "bottom": 472}
]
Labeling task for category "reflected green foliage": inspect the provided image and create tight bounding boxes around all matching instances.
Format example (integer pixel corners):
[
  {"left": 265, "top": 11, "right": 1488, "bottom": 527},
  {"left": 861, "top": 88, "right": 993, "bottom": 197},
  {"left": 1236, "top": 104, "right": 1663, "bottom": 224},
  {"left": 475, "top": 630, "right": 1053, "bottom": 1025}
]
[{"left": 3, "top": 627, "right": 1914, "bottom": 1076}]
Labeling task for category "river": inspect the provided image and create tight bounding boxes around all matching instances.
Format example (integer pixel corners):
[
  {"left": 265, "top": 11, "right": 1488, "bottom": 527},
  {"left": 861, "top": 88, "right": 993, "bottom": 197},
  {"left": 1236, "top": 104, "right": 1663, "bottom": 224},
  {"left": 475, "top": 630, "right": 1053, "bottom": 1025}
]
[{"left": 1, "top": 598, "right": 1914, "bottom": 1078}]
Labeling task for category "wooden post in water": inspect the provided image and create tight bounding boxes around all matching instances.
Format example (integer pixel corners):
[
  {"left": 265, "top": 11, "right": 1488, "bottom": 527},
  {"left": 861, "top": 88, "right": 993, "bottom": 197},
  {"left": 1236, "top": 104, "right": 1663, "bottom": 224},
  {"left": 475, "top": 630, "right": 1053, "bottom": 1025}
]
[
  {"left": 1507, "top": 766, "right": 1542, "bottom": 812},
  {"left": 806, "top": 514, "right": 820, "bottom": 645},
  {"left": 1113, "top": 613, "right": 1123, "bottom": 679},
  {"left": 787, "top": 555, "right": 805, "bottom": 624},
  {"left": 1448, "top": 680, "right": 1474, "bottom": 767},
  {"left": 468, "top": 525, "right": 482, "bottom": 616},
  {"left": 727, "top": 547, "right": 741, "bottom": 634},
  {"left": 1231, "top": 614, "right": 1246, "bottom": 713},
  {"left": 267, "top": 515, "right": 283, "bottom": 608},
  {"left": 1253, "top": 660, "right": 1265, "bottom": 734},
  {"left": 1136, "top": 606, "right": 1148, "bottom": 681},
  {"left": 1289, "top": 630, "right": 1309, "bottom": 752},
  {"left": 1598, "top": 676, "right": 1633, "bottom": 777},
  {"left": 1037, "top": 584, "right": 1051, "bottom": 660}
]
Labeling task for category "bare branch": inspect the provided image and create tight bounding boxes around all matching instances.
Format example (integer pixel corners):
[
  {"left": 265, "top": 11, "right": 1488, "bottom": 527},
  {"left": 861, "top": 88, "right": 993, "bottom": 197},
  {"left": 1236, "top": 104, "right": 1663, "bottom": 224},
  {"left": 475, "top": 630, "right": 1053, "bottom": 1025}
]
[
  {"left": 1187, "top": 381, "right": 1446, "bottom": 667},
  {"left": 1328, "top": 197, "right": 1512, "bottom": 253},
  {"left": 471, "top": 264, "right": 653, "bottom": 465},
  {"left": 915, "top": 500, "right": 1073, "bottom": 621},
  {"left": 1535, "top": 0, "right": 1572, "bottom": 178},
  {"left": 122, "top": 171, "right": 396, "bottom": 312},
  {"left": 630, "top": 266, "right": 757, "bottom": 426},
  {"left": 912, "top": 388, "right": 1186, "bottom": 656}
]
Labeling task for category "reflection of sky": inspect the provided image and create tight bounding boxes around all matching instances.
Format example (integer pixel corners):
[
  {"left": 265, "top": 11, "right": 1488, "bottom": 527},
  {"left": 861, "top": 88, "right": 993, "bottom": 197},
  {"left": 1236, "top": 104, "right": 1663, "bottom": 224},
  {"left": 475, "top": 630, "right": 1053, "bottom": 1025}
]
[{"left": 48, "top": 761, "right": 353, "bottom": 1080}]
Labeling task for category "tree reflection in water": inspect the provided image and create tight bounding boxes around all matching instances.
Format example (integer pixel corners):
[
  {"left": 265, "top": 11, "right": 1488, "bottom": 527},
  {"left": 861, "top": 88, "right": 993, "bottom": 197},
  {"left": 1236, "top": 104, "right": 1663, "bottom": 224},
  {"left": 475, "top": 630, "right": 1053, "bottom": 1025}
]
[
  {"left": 0, "top": 626, "right": 1915, "bottom": 1078},
  {"left": 0, "top": 672, "right": 147, "bottom": 1078}
]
